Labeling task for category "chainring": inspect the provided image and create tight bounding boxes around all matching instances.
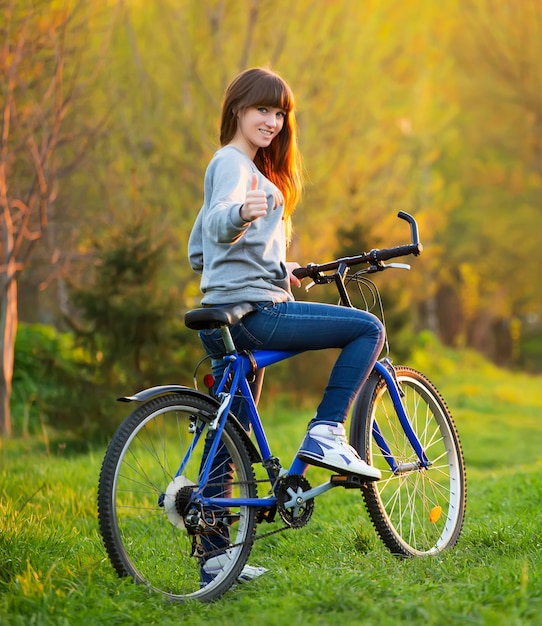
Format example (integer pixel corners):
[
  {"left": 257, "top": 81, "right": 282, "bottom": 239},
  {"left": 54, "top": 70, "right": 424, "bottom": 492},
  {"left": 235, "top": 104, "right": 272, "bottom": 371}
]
[{"left": 276, "top": 475, "right": 314, "bottom": 528}]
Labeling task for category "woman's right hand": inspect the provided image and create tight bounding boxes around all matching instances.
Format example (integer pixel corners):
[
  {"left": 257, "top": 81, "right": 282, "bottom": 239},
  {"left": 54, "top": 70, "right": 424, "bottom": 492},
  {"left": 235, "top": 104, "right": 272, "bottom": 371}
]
[{"left": 240, "top": 173, "right": 268, "bottom": 222}]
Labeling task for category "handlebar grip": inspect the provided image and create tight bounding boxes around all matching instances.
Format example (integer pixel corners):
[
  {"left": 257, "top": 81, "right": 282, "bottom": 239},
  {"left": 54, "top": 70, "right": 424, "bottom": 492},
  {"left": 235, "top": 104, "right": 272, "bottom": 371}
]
[
  {"left": 292, "top": 266, "right": 310, "bottom": 279},
  {"left": 374, "top": 243, "right": 423, "bottom": 261}
]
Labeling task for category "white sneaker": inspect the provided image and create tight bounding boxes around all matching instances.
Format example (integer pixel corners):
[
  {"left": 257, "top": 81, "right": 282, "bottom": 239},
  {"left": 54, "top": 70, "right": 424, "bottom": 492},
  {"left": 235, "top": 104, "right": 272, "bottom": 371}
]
[
  {"left": 236, "top": 564, "right": 269, "bottom": 583},
  {"left": 202, "top": 553, "right": 268, "bottom": 586},
  {"left": 297, "top": 421, "right": 381, "bottom": 480}
]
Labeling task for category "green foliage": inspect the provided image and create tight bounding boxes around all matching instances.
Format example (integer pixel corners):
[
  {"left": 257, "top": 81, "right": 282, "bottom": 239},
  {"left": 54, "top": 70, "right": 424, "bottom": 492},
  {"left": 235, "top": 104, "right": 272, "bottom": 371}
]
[
  {"left": 12, "top": 324, "right": 140, "bottom": 446},
  {"left": 69, "top": 216, "right": 174, "bottom": 376},
  {"left": 11, "top": 209, "right": 209, "bottom": 441},
  {"left": 11, "top": 319, "right": 200, "bottom": 443},
  {"left": 11, "top": 323, "right": 116, "bottom": 442},
  {"left": 69, "top": 209, "right": 204, "bottom": 387},
  {"left": 519, "top": 324, "right": 542, "bottom": 372}
]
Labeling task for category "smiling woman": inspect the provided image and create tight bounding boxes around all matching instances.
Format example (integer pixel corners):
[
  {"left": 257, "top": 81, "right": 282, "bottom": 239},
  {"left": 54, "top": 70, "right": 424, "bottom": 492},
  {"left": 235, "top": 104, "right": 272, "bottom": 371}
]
[
  {"left": 187, "top": 66, "right": 385, "bottom": 475},
  {"left": 231, "top": 106, "right": 286, "bottom": 162},
  {"left": 217, "top": 67, "right": 302, "bottom": 227},
  {"left": 186, "top": 67, "right": 386, "bottom": 586}
]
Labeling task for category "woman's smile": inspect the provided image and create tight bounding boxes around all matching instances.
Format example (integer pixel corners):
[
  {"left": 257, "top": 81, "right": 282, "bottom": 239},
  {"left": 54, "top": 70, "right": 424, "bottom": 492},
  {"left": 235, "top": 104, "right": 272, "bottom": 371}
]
[{"left": 232, "top": 106, "right": 286, "bottom": 157}]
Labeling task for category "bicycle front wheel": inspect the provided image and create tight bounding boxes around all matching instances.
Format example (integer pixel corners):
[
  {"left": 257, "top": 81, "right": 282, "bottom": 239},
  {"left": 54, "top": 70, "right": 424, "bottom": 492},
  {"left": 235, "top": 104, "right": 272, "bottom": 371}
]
[
  {"left": 97, "top": 392, "right": 258, "bottom": 602},
  {"left": 351, "top": 366, "right": 466, "bottom": 557}
]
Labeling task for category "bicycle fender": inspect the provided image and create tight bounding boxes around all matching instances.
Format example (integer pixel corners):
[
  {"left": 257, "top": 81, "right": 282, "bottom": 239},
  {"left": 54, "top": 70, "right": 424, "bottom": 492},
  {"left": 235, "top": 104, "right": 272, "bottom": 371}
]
[
  {"left": 117, "top": 385, "right": 262, "bottom": 464},
  {"left": 118, "top": 384, "right": 195, "bottom": 403}
]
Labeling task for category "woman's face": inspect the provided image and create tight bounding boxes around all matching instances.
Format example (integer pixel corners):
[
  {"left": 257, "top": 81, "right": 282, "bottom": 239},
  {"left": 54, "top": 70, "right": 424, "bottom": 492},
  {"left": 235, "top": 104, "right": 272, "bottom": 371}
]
[{"left": 231, "top": 105, "right": 286, "bottom": 158}]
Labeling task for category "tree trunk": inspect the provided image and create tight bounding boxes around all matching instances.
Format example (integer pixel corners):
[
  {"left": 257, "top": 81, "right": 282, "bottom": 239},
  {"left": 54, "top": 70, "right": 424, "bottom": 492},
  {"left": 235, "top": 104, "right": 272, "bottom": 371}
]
[{"left": 0, "top": 268, "right": 17, "bottom": 438}]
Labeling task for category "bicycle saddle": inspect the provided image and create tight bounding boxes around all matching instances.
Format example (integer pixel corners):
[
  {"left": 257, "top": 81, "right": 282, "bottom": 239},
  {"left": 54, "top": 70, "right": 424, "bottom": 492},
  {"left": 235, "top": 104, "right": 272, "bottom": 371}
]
[{"left": 184, "top": 302, "right": 257, "bottom": 330}]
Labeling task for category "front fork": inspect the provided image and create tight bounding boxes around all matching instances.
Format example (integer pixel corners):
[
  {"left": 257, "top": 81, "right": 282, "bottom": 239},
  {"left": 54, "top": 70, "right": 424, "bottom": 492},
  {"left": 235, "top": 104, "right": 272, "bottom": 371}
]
[{"left": 373, "top": 359, "right": 431, "bottom": 473}]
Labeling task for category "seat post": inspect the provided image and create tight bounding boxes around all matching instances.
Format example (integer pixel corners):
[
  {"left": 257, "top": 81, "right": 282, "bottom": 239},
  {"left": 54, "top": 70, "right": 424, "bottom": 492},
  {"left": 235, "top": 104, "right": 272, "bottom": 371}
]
[{"left": 219, "top": 325, "right": 236, "bottom": 354}]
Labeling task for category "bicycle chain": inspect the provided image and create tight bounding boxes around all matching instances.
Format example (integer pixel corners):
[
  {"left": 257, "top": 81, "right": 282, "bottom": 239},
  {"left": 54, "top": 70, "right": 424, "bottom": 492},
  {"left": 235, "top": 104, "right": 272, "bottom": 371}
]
[
  {"left": 191, "top": 478, "right": 296, "bottom": 559},
  {"left": 196, "top": 521, "right": 292, "bottom": 560}
]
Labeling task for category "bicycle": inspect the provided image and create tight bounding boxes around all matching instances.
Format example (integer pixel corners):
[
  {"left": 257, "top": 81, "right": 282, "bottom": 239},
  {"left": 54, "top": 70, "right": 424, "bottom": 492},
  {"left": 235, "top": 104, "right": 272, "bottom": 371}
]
[{"left": 97, "top": 211, "right": 466, "bottom": 602}]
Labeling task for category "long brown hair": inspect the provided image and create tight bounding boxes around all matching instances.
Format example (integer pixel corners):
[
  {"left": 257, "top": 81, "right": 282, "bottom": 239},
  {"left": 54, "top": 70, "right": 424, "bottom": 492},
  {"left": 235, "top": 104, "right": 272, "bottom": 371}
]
[{"left": 220, "top": 68, "right": 303, "bottom": 222}]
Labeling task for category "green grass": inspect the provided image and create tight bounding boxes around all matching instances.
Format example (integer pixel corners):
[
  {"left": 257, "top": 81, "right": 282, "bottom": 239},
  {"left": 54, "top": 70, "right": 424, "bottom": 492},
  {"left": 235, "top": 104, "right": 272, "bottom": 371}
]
[{"left": 1, "top": 349, "right": 542, "bottom": 625}]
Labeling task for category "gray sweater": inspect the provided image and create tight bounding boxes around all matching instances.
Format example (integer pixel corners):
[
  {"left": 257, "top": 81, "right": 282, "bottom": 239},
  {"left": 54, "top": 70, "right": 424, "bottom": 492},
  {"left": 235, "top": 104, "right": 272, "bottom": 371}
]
[{"left": 188, "top": 145, "right": 294, "bottom": 305}]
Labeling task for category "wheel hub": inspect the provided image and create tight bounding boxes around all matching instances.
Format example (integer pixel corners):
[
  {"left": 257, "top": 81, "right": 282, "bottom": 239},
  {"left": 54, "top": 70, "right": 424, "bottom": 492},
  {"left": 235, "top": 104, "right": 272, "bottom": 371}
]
[{"left": 163, "top": 476, "right": 196, "bottom": 529}]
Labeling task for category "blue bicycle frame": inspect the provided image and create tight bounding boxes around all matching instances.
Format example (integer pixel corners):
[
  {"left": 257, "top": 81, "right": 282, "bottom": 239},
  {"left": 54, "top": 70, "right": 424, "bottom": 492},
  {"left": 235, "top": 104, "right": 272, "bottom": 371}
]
[{"left": 178, "top": 347, "right": 431, "bottom": 511}]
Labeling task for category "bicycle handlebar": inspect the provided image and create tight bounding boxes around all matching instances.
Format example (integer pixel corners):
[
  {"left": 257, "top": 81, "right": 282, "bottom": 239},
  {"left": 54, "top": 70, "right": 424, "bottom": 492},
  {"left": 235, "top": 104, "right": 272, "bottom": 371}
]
[{"left": 292, "top": 211, "right": 423, "bottom": 280}]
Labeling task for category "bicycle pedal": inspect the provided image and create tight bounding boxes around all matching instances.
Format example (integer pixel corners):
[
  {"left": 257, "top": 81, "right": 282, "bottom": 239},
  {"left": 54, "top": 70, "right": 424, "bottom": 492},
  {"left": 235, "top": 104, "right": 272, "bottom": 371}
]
[
  {"left": 257, "top": 507, "right": 277, "bottom": 524},
  {"left": 330, "top": 474, "right": 370, "bottom": 489}
]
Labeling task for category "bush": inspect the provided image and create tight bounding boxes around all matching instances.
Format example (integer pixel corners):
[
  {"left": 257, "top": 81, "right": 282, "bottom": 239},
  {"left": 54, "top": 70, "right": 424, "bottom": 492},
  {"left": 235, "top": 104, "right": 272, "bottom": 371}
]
[
  {"left": 12, "top": 323, "right": 113, "bottom": 442},
  {"left": 12, "top": 321, "right": 205, "bottom": 444}
]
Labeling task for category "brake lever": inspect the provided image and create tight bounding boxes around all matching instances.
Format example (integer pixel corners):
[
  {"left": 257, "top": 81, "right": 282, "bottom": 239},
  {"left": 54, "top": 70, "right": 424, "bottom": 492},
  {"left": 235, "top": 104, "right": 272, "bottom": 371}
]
[
  {"left": 386, "top": 262, "right": 411, "bottom": 270},
  {"left": 358, "top": 262, "right": 411, "bottom": 275},
  {"left": 304, "top": 272, "right": 335, "bottom": 292}
]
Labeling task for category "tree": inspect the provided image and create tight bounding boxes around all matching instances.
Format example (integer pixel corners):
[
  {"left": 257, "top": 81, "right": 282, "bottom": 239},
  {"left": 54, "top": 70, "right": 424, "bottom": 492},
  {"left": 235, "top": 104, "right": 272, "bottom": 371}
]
[
  {"left": 67, "top": 209, "right": 183, "bottom": 387},
  {"left": 0, "top": 0, "right": 114, "bottom": 437},
  {"left": 438, "top": 0, "right": 542, "bottom": 360}
]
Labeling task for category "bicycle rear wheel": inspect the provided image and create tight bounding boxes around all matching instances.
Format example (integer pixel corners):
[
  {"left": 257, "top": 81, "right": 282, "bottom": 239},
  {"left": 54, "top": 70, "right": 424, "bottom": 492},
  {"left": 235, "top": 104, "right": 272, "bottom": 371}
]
[
  {"left": 97, "top": 392, "right": 258, "bottom": 602},
  {"left": 351, "top": 366, "right": 466, "bottom": 556}
]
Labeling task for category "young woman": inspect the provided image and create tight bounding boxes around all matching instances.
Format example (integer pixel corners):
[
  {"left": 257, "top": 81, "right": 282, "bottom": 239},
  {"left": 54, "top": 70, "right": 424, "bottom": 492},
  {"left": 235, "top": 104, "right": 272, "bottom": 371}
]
[
  {"left": 188, "top": 67, "right": 385, "bottom": 481},
  {"left": 189, "top": 67, "right": 385, "bottom": 585}
]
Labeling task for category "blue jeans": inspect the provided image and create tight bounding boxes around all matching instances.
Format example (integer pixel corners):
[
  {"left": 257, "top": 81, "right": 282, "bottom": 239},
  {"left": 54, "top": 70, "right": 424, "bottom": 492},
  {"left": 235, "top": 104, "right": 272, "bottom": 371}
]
[
  {"left": 199, "top": 300, "right": 385, "bottom": 428},
  {"left": 197, "top": 301, "right": 384, "bottom": 564}
]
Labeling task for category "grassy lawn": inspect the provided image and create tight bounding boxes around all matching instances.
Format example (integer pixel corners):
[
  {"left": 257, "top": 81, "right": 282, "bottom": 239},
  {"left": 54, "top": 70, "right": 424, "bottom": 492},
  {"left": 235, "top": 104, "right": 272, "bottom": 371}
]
[{"left": 1, "top": 349, "right": 541, "bottom": 625}]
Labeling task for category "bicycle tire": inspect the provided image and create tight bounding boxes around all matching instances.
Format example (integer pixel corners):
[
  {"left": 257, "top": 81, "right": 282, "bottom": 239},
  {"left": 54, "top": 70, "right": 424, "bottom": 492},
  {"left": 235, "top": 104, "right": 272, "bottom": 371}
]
[
  {"left": 350, "top": 366, "right": 466, "bottom": 557},
  {"left": 97, "top": 392, "right": 258, "bottom": 602}
]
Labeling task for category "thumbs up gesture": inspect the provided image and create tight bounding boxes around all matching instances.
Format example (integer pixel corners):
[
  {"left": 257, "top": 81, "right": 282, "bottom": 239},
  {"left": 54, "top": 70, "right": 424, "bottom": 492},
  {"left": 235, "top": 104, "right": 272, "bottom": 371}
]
[{"left": 240, "top": 173, "right": 268, "bottom": 223}]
